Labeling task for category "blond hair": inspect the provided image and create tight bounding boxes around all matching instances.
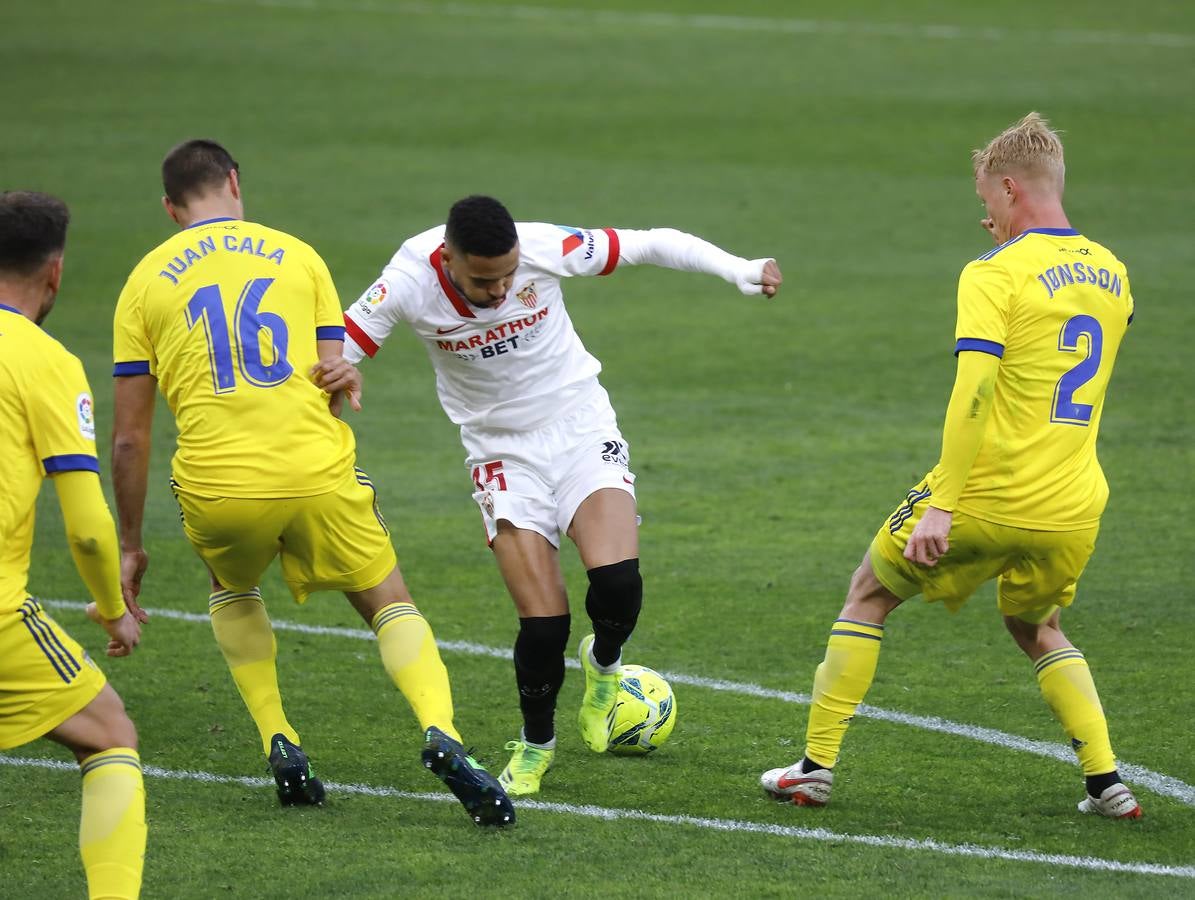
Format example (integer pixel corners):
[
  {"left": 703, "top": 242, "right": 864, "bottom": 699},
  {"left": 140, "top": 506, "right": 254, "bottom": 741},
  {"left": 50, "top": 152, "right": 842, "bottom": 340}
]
[{"left": 972, "top": 112, "right": 1065, "bottom": 190}]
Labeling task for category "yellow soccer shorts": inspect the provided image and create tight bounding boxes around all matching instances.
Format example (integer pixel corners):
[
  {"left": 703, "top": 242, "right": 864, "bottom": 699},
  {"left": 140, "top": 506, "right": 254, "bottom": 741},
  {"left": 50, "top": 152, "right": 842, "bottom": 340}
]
[
  {"left": 0, "top": 599, "right": 107, "bottom": 750},
  {"left": 869, "top": 481, "right": 1100, "bottom": 621},
  {"left": 172, "top": 466, "right": 397, "bottom": 603}
]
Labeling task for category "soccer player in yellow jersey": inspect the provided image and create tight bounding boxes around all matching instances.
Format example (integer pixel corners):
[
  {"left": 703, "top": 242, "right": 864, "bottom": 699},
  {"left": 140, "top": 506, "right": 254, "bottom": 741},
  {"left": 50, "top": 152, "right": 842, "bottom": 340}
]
[
  {"left": 0, "top": 192, "right": 147, "bottom": 898},
  {"left": 110, "top": 141, "right": 513, "bottom": 826},
  {"left": 761, "top": 113, "right": 1141, "bottom": 819}
]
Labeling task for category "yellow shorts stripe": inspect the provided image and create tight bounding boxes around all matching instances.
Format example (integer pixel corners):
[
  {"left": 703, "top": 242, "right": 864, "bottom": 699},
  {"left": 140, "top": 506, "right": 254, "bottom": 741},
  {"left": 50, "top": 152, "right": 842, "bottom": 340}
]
[{"left": 20, "top": 600, "right": 81, "bottom": 683}]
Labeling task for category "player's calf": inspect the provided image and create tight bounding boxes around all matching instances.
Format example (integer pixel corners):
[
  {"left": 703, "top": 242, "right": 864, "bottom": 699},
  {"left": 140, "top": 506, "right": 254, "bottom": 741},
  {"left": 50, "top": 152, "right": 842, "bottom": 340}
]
[{"left": 584, "top": 558, "right": 641, "bottom": 666}]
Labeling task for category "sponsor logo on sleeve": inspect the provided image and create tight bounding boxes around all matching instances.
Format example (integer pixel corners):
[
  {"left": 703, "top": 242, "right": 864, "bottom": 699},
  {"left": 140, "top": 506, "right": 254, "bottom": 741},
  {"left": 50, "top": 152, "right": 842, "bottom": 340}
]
[
  {"left": 76, "top": 393, "right": 95, "bottom": 440},
  {"left": 558, "top": 225, "right": 585, "bottom": 256}
]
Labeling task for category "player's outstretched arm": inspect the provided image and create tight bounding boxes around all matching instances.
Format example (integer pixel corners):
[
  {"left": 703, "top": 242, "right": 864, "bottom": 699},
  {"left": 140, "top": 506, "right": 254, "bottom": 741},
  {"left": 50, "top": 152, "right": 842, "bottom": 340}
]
[
  {"left": 51, "top": 469, "right": 141, "bottom": 656},
  {"left": 111, "top": 374, "right": 156, "bottom": 621},
  {"left": 615, "top": 228, "right": 782, "bottom": 297}
]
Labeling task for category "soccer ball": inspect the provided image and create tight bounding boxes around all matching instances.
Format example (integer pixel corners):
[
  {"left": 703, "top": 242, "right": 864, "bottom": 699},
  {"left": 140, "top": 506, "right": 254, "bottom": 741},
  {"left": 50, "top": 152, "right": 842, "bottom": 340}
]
[{"left": 606, "top": 664, "right": 676, "bottom": 755}]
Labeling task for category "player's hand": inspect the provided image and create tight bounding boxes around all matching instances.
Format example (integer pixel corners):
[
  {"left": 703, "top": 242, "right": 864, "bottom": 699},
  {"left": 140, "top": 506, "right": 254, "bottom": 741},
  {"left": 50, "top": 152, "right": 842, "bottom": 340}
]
[
  {"left": 904, "top": 506, "right": 953, "bottom": 567},
  {"left": 980, "top": 217, "right": 998, "bottom": 244},
  {"left": 120, "top": 547, "right": 150, "bottom": 623},
  {"left": 310, "top": 358, "right": 363, "bottom": 413},
  {"left": 85, "top": 603, "right": 141, "bottom": 657},
  {"left": 737, "top": 258, "right": 782, "bottom": 297}
]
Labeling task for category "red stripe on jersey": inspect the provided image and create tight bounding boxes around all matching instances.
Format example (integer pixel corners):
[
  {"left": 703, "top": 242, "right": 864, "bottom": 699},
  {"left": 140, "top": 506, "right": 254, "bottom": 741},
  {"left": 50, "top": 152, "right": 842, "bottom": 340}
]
[
  {"left": 599, "top": 228, "right": 620, "bottom": 276},
  {"left": 344, "top": 314, "right": 379, "bottom": 358},
  {"left": 430, "top": 244, "right": 477, "bottom": 319}
]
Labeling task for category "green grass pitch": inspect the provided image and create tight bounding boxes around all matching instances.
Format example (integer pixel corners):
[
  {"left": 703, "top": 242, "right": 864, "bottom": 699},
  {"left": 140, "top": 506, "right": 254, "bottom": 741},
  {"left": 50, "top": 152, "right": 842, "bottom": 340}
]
[{"left": 2, "top": 0, "right": 1193, "bottom": 896}]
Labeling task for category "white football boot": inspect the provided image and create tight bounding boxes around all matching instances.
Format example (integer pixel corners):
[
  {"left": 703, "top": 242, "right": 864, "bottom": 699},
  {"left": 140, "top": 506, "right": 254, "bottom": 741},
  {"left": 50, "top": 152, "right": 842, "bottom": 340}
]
[
  {"left": 760, "top": 760, "right": 834, "bottom": 807},
  {"left": 1077, "top": 783, "right": 1142, "bottom": 819}
]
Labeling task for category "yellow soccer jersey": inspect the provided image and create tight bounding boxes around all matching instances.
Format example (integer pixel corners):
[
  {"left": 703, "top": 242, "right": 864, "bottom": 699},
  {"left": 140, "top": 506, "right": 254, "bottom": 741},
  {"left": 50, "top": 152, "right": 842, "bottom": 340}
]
[
  {"left": 0, "top": 305, "right": 102, "bottom": 612},
  {"left": 113, "top": 217, "right": 355, "bottom": 498},
  {"left": 927, "top": 228, "right": 1133, "bottom": 530}
]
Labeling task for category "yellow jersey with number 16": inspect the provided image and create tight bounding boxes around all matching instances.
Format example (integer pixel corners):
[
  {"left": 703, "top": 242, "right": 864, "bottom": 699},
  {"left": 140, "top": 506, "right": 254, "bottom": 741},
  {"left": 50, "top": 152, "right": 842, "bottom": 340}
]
[
  {"left": 113, "top": 217, "right": 354, "bottom": 498},
  {"left": 928, "top": 228, "right": 1133, "bottom": 530}
]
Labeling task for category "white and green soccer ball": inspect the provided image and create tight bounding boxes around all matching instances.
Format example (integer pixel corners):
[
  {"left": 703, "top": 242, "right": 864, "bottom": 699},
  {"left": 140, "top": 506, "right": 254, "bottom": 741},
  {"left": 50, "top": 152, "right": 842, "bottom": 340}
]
[{"left": 606, "top": 664, "right": 676, "bottom": 755}]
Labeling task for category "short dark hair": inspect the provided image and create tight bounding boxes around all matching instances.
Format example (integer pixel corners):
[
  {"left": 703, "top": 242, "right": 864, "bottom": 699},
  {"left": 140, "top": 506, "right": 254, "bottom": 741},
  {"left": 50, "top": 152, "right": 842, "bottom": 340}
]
[
  {"left": 445, "top": 195, "right": 517, "bottom": 258},
  {"left": 162, "top": 139, "right": 239, "bottom": 206},
  {"left": 0, "top": 191, "right": 70, "bottom": 277}
]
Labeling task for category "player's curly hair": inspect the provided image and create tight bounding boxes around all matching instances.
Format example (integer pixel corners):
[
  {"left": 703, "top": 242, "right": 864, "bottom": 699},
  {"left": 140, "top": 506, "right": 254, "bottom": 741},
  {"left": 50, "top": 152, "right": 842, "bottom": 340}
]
[
  {"left": 972, "top": 112, "right": 1065, "bottom": 190},
  {"left": 0, "top": 191, "right": 69, "bottom": 276},
  {"left": 162, "top": 139, "right": 239, "bottom": 206},
  {"left": 445, "top": 195, "right": 517, "bottom": 258}
]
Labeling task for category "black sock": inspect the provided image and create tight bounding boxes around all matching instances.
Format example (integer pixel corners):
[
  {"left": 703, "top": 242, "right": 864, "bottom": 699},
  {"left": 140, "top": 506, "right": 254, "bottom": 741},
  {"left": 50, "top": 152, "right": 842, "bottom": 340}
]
[
  {"left": 801, "top": 756, "right": 830, "bottom": 774},
  {"left": 585, "top": 558, "right": 642, "bottom": 667},
  {"left": 514, "top": 614, "right": 570, "bottom": 745},
  {"left": 1086, "top": 770, "right": 1120, "bottom": 797}
]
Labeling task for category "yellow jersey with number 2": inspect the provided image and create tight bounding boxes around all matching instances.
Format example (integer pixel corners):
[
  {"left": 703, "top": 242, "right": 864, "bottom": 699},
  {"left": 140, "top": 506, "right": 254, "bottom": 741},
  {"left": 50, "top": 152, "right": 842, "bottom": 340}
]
[{"left": 927, "top": 227, "right": 1133, "bottom": 530}]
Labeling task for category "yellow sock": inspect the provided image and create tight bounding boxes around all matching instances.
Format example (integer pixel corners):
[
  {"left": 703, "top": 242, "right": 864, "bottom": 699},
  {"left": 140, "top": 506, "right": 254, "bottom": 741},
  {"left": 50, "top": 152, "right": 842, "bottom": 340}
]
[
  {"left": 1035, "top": 647, "right": 1116, "bottom": 775},
  {"left": 804, "top": 618, "right": 884, "bottom": 769},
  {"left": 372, "top": 602, "right": 459, "bottom": 741},
  {"left": 79, "top": 748, "right": 146, "bottom": 900},
  {"left": 209, "top": 589, "right": 298, "bottom": 754}
]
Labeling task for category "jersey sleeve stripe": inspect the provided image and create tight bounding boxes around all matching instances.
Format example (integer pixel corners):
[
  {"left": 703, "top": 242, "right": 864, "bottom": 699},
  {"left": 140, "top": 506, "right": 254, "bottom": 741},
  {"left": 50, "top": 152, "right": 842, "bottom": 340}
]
[
  {"left": 316, "top": 325, "right": 346, "bottom": 341},
  {"left": 344, "top": 315, "right": 379, "bottom": 358},
  {"left": 113, "top": 361, "right": 151, "bottom": 376},
  {"left": 954, "top": 338, "right": 1005, "bottom": 358},
  {"left": 599, "top": 228, "right": 620, "bottom": 276},
  {"left": 43, "top": 454, "right": 100, "bottom": 474}
]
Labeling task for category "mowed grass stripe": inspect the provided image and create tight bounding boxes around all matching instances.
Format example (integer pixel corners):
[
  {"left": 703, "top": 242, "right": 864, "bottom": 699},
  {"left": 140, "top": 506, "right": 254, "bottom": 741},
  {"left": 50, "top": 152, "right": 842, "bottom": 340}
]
[
  {"left": 43, "top": 598, "right": 1195, "bottom": 808},
  {"left": 196, "top": 0, "right": 1195, "bottom": 49}
]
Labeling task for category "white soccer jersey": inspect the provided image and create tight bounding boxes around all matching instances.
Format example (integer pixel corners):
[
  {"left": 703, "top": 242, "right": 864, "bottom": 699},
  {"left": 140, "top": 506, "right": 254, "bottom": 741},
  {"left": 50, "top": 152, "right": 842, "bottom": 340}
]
[
  {"left": 344, "top": 223, "right": 620, "bottom": 430},
  {"left": 344, "top": 222, "right": 770, "bottom": 431}
]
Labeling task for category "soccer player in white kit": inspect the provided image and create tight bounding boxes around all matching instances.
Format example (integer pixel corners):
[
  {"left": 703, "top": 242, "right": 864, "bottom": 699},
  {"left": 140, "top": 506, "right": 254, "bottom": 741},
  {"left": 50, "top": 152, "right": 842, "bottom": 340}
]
[{"left": 337, "top": 196, "right": 782, "bottom": 795}]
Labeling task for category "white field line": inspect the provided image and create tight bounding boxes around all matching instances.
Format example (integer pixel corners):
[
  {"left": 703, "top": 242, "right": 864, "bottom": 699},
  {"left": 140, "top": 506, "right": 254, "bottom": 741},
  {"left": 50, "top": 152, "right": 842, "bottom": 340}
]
[
  {"left": 195, "top": 0, "right": 1195, "bottom": 50},
  {"left": 44, "top": 598, "right": 1195, "bottom": 809},
  {"left": 1, "top": 753, "right": 1191, "bottom": 880}
]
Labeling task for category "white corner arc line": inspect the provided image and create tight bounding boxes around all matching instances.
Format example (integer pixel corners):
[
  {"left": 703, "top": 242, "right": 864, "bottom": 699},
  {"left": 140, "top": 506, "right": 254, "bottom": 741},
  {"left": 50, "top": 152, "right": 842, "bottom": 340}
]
[
  {"left": 42, "top": 599, "right": 1195, "bottom": 808},
  {"left": 1, "top": 754, "right": 1190, "bottom": 879},
  {"left": 193, "top": 0, "right": 1195, "bottom": 50}
]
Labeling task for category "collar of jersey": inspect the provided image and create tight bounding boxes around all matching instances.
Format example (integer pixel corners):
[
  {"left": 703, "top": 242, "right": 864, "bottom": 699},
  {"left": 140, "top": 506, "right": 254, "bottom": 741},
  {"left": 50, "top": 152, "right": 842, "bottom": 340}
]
[
  {"left": 429, "top": 243, "right": 477, "bottom": 319},
  {"left": 0, "top": 302, "right": 22, "bottom": 315},
  {"left": 187, "top": 216, "right": 238, "bottom": 229},
  {"left": 1022, "top": 227, "right": 1079, "bottom": 236}
]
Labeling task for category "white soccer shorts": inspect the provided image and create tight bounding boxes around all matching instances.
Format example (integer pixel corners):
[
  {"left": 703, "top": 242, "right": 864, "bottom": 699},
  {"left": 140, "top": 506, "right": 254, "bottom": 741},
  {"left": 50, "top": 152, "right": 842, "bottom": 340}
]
[{"left": 461, "top": 386, "right": 636, "bottom": 547}]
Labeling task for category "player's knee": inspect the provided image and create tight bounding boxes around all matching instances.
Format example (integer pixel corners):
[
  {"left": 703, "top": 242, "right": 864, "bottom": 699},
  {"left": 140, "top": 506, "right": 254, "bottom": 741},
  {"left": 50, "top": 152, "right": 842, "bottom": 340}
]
[
  {"left": 842, "top": 558, "right": 900, "bottom": 622},
  {"left": 584, "top": 558, "right": 642, "bottom": 638},
  {"left": 107, "top": 708, "right": 139, "bottom": 752},
  {"left": 514, "top": 614, "right": 571, "bottom": 672}
]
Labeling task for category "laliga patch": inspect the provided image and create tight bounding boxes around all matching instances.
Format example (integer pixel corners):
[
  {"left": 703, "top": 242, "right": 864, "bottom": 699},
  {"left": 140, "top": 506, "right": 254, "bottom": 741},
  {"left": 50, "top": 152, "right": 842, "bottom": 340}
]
[
  {"left": 76, "top": 392, "right": 95, "bottom": 440},
  {"left": 356, "top": 282, "right": 388, "bottom": 316},
  {"left": 365, "top": 282, "right": 388, "bottom": 305}
]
